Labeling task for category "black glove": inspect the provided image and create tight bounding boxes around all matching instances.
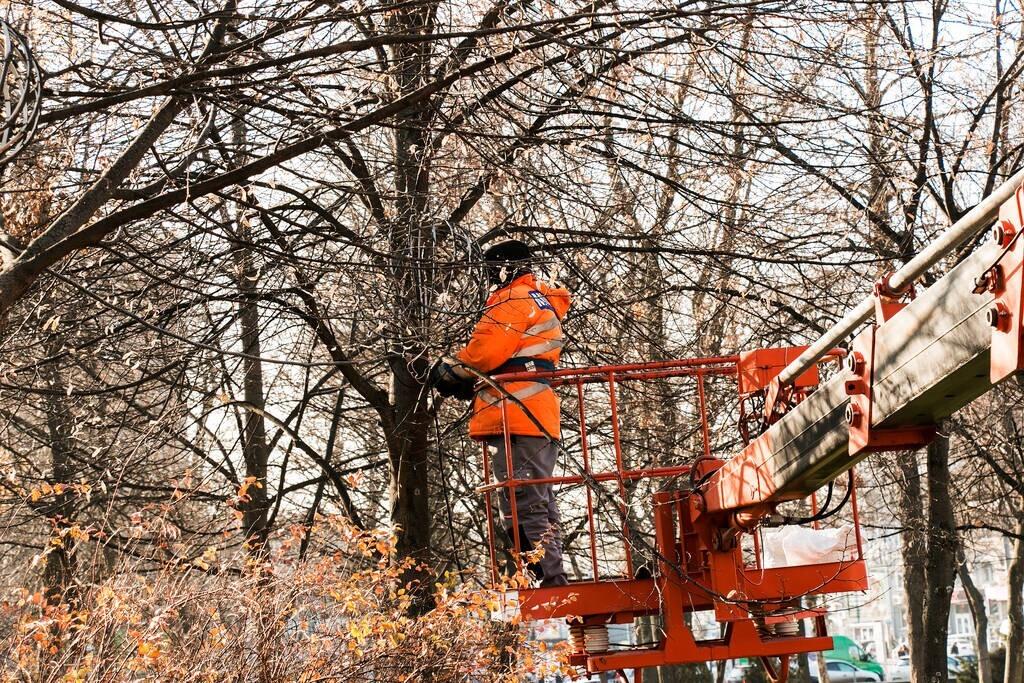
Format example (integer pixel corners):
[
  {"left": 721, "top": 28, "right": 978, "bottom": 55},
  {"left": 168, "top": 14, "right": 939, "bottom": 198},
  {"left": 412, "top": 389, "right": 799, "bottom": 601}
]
[
  {"left": 429, "top": 361, "right": 475, "bottom": 401},
  {"left": 450, "top": 378, "right": 475, "bottom": 401},
  {"left": 429, "top": 360, "right": 458, "bottom": 387}
]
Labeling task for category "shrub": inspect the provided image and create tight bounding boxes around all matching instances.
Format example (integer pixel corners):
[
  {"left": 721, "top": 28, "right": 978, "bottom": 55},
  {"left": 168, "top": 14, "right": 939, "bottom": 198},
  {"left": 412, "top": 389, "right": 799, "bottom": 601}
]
[{"left": 0, "top": 516, "right": 570, "bottom": 682}]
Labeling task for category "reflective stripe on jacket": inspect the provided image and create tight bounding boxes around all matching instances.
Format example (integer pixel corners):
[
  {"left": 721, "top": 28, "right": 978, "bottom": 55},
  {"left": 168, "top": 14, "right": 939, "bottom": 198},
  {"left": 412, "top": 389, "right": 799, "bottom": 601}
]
[{"left": 455, "top": 273, "right": 570, "bottom": 440}]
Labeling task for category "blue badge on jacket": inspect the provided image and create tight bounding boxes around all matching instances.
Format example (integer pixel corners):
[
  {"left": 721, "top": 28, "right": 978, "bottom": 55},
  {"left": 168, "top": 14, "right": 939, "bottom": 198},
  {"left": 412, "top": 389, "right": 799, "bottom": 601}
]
[{"left": 529, "top": 290, "right": 555, "bottom": 312}]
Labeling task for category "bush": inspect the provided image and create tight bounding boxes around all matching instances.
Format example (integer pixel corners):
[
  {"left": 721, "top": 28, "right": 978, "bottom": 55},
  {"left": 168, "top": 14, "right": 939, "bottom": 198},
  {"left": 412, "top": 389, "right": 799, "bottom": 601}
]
[{"left": 0, "top": 517, "right": 569, "bottom": 682}]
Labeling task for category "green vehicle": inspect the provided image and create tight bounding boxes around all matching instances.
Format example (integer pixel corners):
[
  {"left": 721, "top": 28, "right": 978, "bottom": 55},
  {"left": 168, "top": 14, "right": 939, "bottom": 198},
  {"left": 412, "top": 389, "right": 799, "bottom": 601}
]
[{"left": 824, "top": 636, "right": 885, "bottom": 679}]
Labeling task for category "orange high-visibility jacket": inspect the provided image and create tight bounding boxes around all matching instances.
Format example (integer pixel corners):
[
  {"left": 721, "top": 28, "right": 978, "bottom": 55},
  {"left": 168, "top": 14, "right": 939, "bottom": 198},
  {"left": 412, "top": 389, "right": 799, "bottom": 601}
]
[{"left": 456, "top": 273, "right": 571, "bottom": 440}]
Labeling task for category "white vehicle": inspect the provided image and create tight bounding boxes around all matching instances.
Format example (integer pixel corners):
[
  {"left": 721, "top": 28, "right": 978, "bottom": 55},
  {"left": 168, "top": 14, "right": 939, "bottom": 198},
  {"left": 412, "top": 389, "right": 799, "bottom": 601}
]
[
  {"left": 887, "top": 657, "right": 911, "bottom": 683},
  {"left": 809, "top": 660, "right": 882, "bottom": 683},
  {"left": 886, "top": 655, "right": 960, "bottom": 682}
]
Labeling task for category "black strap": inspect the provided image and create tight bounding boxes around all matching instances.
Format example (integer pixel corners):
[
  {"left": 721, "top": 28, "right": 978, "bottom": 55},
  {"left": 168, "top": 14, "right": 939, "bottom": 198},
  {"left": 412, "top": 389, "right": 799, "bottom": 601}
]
[{"left": 493, "top": 357, "right": 555, "bottom": 378}]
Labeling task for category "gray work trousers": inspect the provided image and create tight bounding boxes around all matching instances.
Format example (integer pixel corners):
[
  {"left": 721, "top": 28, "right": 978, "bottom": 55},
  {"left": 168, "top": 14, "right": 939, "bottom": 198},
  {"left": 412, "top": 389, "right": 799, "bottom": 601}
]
[{"left": 487, "top": 435, "right": 565, "bottom": 583}]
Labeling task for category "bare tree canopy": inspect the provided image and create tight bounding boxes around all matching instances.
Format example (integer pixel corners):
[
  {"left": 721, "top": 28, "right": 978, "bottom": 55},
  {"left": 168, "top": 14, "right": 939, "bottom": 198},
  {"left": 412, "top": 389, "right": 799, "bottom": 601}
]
[{"left": 0, "top": 0, "right": 1023, "bottom": 681}]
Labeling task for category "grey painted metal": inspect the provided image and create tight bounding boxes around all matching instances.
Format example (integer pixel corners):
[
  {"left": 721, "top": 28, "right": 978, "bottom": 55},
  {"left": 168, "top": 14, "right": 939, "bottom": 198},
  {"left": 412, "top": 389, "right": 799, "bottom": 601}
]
[
  {"left": 776, "top": 167, "right": 1024, "bottom": 387},
  {"left": 871, "top": 242, "right": 997, "bottom": 428},
  {"left": 747, "top": 242, "right": 1001, "bottom": 503}
]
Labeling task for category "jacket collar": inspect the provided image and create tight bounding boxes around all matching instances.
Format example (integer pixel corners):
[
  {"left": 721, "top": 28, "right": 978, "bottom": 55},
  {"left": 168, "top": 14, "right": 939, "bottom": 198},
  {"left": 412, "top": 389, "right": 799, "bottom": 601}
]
[
  {"left": 488, "top": 272, "right": 535, "bottom": 303},
  {"left": 505, "top": 272, "right": 535, "bottom": 289}
]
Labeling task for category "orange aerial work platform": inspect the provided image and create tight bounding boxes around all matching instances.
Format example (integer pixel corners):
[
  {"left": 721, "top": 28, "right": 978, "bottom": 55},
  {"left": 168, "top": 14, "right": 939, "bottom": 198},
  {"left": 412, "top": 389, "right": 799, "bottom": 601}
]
[
  {"left": 473, "top": 175, "right": 1024, "bottom": 681},
  {"left": 476, "top": 354, "right": 860, "bottom": 680}
]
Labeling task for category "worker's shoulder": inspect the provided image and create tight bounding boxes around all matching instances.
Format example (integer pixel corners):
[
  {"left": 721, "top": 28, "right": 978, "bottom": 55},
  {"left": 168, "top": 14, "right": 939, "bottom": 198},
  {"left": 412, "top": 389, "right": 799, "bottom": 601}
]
[
  {"left": 534, "top": 283, "right": 571, "bottom": 316},
  {"left": 486, "top": 280, "right": 570, "bottom": 315},
  {"left": 509, "top": 281, "right": 564, "bottom": 311}
]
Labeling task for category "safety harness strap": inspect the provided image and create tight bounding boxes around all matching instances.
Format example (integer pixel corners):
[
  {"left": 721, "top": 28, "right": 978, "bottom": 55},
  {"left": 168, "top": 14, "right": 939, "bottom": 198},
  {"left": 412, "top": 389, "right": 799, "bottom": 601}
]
[
  {"left": 493, "top": 357, "right": 556, "bottom": 375},
  {"left": 479, "top": 311, "right": 562, "bottom": 404}
]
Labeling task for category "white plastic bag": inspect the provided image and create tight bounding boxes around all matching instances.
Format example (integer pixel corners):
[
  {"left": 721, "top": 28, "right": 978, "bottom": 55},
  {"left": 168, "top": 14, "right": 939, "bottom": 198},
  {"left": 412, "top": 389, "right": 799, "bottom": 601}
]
[{"left": 762, "top": 525, "right": 857, "bottom": 567}]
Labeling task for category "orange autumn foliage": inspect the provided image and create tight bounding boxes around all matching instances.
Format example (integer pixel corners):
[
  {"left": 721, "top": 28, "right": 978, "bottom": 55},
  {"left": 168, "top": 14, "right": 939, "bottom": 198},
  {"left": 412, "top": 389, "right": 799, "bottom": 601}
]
[{"left": 0, "top": 516, "right": 573, "bottom": 682}]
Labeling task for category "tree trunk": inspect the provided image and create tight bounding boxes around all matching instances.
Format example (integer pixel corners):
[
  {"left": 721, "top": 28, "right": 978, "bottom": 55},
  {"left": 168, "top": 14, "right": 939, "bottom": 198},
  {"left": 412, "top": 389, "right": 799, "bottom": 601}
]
[
  {"left": 235, "top": 225, "right": 271, "bottom": 556},
  {"left": 386, "top": 2, "right": 439, "bottom": 606},
  {"left": 636, "top": 617, "right": 659, "bottom": 683},
  {"left": 608, "top": 100, "right": 710, "bottom": 683},
  {"left": 793, "top": 598, "right": 813, "bottom": 683},
  {"left": 922, "top": 432, "right": 957, "bottom": 683},
  {"left": 230, "top": 108, "right": 271, "bottom": 557},
  {"left": 386, "top": 364, "right": 433, "bottom": 565},
  {"left": 1004, "top": 513, "right": 1024, "bottom": 683},
  {"left": 41, "top": 336, "right": 77, "bottom": 604},
  {"left": 899, "top": 452, "right": 927, "bottom": 676},
  {"left": 957, "top": 558, "right": 991, "bottom": 683},
  {"left": 816, "top": 642, "right": 830, "bottom": 683},
  {"left": 793, "top": 656, "right": 811, "bottom": 683}
]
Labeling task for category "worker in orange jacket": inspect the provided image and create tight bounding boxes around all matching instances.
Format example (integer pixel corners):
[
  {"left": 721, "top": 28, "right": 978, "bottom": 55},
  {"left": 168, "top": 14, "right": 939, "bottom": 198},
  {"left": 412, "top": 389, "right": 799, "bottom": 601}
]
[{"left": 431, "top": 240, "right": 570, "bottom": 587}]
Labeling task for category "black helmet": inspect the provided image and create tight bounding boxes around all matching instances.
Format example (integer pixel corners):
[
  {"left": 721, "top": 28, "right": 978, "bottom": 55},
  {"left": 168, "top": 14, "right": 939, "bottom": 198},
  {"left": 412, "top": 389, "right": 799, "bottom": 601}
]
[{"left": 483, "top": 239, "right": 532, "bottom": 285}]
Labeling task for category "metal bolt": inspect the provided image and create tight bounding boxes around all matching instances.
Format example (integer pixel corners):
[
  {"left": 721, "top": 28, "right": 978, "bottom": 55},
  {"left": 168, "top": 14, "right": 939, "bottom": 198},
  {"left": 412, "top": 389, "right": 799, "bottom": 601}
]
[
  {"left": 993, "top": 220, "right": 1016, "bottom": 247},
  {"left": 845, "top": 403, "right": 862, "bottom": 425},
  {"left": 987, "top": 304, "right": 1009, "bottom": 328},
  {"left": 845, "top": 351, "right": 865, "bottom": 375}
]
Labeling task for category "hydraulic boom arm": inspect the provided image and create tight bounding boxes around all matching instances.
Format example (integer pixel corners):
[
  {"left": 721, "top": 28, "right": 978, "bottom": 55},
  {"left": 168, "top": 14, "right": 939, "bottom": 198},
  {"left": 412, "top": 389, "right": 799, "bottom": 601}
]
[{"left": 699, "top": 176, "right": 1024, "bottom": 527}]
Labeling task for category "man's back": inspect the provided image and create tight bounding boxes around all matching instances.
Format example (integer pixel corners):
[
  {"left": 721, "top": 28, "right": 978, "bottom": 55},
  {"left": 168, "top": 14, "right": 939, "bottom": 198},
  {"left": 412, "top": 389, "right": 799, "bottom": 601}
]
[{"left": 457, "top": 272, "right": 570, "bottom": 439}]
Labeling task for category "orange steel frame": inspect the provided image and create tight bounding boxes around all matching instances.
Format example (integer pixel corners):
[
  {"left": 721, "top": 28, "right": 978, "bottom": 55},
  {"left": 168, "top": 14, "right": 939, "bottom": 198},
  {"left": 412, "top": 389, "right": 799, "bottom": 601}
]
[{"left": 475, "top": 354, "right": 866, "bottom": 679}]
